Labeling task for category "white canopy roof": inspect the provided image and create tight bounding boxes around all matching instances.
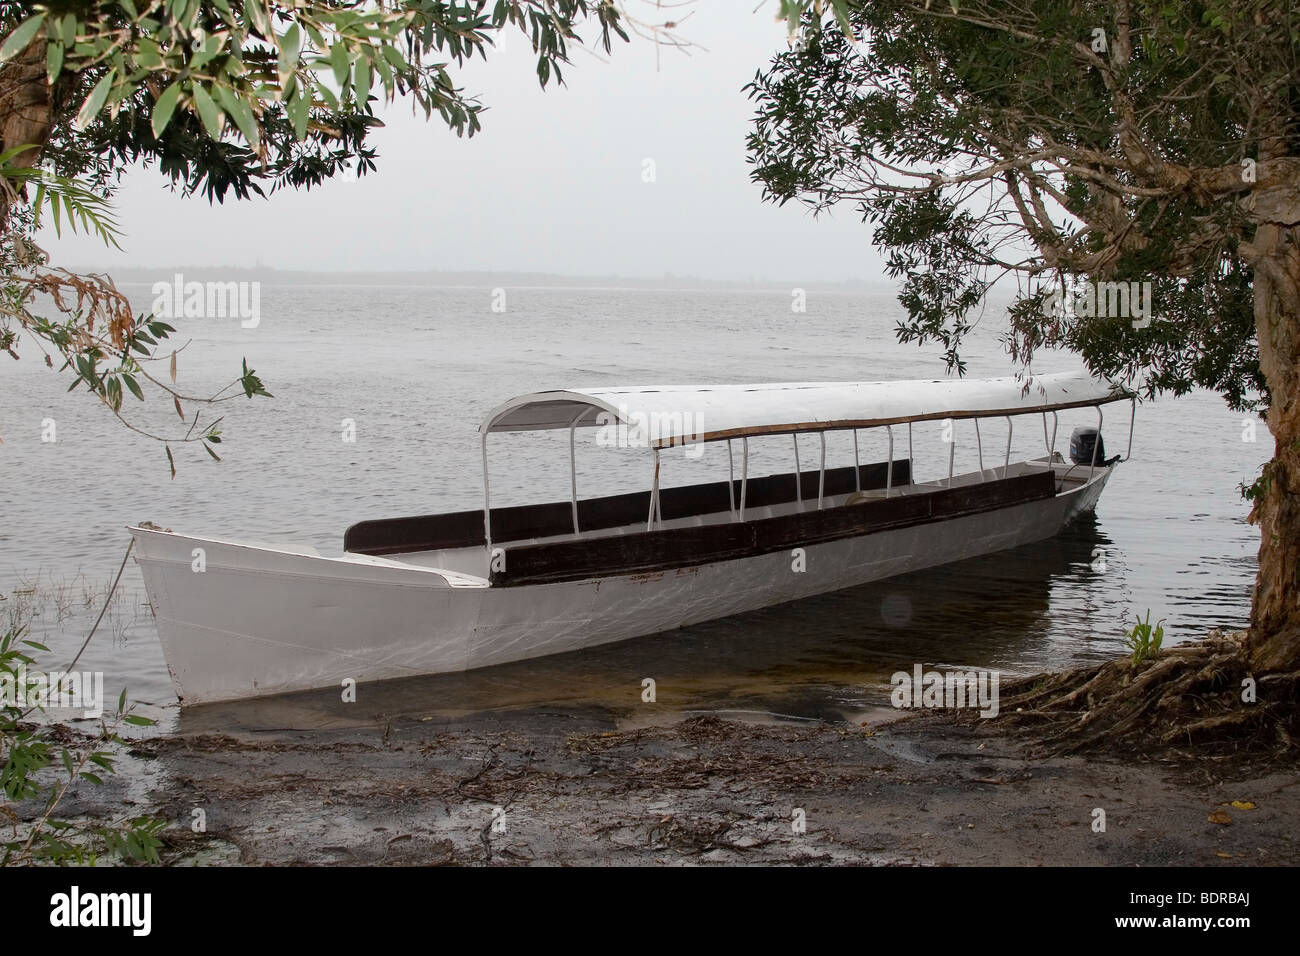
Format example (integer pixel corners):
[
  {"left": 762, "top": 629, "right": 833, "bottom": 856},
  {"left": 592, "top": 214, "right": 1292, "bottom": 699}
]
[{"left": 481, "top": 370, "right": 1130, "bottom": 449}]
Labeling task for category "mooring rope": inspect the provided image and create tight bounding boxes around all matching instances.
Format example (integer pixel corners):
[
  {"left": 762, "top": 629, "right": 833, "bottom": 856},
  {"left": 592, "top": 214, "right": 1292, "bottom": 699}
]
[
  {"left": 16, "top": 538, "right": 136, "bottom": 722},
  {"left": 64, "top": 538, "right": 135, "bottom": 677}
]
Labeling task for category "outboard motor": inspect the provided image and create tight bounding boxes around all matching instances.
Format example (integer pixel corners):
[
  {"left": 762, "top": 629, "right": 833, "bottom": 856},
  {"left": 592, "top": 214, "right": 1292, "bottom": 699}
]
[{"left": 1069, "top": 426, "right": 1106, "bottom": 466}]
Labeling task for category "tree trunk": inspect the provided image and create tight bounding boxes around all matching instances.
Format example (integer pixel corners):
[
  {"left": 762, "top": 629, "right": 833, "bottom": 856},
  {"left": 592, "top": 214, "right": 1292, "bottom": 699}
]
[
  {"left": 1246, "top": 203, "right": 1300, "bottom": 672},
  {"left": 0, "top": 30, "right": 52, "bottom": 224}
]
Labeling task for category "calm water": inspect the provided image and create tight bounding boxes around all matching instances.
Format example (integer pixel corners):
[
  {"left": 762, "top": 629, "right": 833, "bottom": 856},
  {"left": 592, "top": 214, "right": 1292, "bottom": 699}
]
[{"left": 0, "top": 282, "right": 1270, "bottom": 730}]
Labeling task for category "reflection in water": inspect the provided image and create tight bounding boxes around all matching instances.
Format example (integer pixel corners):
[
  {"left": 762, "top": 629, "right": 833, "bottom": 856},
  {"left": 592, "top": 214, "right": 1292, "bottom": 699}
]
[{"left": 180, "top": 516, "right": 1117, "bottom": 734}]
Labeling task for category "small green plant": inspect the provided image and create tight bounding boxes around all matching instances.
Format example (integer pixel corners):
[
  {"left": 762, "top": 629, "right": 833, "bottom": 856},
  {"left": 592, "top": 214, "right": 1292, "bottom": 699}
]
[
  {"left": 1124, "top": 610, "right": 1165, "bottom": 666},
  {"left": 1239, "top": 468, "right": 1272, "bottom": 504},
  {"left": 0, "top": 608, "right": 165, "bottom": 865}
]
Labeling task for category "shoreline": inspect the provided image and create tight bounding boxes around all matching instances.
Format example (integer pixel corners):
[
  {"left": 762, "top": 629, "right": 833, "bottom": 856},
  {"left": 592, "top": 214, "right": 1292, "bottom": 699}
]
[{"left": 100, "top": 704, "right": 1299, "bottom": 866}]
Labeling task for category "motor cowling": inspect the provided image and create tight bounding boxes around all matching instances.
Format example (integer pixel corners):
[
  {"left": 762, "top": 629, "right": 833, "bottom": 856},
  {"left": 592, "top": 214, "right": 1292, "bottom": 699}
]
[{"left": 1069, "top": 426, "right": 1105, "bottom": 466}]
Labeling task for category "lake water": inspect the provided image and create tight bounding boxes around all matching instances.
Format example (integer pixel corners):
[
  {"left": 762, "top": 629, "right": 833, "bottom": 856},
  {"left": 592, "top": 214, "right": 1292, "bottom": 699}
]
[{"left": 0, "top": 281, "right": 1270, "bottom": 731}]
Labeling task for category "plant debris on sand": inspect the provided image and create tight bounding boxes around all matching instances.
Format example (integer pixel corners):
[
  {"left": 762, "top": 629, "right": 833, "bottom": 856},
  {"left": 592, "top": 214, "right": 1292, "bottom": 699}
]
[{"left": 62, "top": 703, "right": 1300, "bottom": 866}]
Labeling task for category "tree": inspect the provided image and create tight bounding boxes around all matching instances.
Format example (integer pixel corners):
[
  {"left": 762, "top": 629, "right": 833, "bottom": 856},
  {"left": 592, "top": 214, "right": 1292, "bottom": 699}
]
[
  {"left": 746, "top": 2, "right": 1299, "bottom": 694},
  {"left": 0, "top": 0, "right": 631, "bottom": 467}
]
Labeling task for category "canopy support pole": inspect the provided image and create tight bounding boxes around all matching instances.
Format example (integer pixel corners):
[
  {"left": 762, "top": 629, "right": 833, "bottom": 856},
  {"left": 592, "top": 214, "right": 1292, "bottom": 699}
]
[
  {"left": 1120, "top": 397, "right": 1136, "bottom": 462},
  {"left": 1050, "top": 412, "right": 1059, "bottom": 459},
  {"left": 908, "top": 423, "right": 913, "bottom": 483},
  {"left": 852, "top": 429, "right": 861, "bottom": 491},
  {"left": 1003, "top": 416, "right": 1013, "bottom": 478},
  {"left": 886, "top": 425, "right": 894, "bottom": 497},
  {"left": 792, "top": 434, "right": 802, "bottom": 507},
  {"left": 1089, "top": 406, "right": 1103, "bottom": 480},
  {"left": 817, "top": 432, "right": 826, "bottom": 509},
  {"left": 568, "top": 410, "right": 583, "bottom": 535},
  {"left": 727, "top": 440, "right": 736, "bottom": 517},
  {"left": 948, "top": 421, "right": 956, "bottom": 487},
  {"left": 646, "top": 448, "right": 661, "bottom": 531},
  {"left": 739, "top": 438, "right": 749, "bottom": 521},
  {"left": 975, "top": 418, "right": 985, "bottom": 476},
  {"left": 480, "top": 432, "right": 492, "bottom": 557}
]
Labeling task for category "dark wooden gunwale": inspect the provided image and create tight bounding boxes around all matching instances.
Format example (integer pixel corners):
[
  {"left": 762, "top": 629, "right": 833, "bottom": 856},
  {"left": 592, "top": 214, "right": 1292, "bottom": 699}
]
[
  {"left": 489, "top": 468, "right": 1057, "bottom": 587},
  {"left": 344, "top": 459, "right": 911, "bottom": 557}
]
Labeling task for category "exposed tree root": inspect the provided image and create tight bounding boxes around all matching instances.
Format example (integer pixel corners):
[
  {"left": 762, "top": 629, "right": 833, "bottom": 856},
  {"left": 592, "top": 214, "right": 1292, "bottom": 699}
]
[{"left": 965, "top": 630, "right": 1300, "bottom": 764}]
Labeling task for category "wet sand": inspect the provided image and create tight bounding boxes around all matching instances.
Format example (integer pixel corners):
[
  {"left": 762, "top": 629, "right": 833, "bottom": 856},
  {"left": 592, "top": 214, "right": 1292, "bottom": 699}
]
[{"left": 110, "top": 705, "right": 1298, "bottom": 866}]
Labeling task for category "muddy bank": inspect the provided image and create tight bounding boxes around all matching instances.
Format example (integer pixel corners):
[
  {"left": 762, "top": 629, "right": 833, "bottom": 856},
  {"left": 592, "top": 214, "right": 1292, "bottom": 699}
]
[{"left": 107, "top": 707, "right": 1299, "bottom": 866}]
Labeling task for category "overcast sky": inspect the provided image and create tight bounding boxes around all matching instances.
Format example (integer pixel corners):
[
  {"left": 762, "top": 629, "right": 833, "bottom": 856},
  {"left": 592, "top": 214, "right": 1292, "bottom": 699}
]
[{"left": 45, "top": 4, "right": 889, "bottom": 283}]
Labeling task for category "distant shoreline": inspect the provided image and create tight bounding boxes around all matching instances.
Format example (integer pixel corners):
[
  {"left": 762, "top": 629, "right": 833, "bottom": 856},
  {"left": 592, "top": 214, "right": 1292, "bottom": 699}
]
[{"left": 74, "top": 266, "right": 902, "bottom": 293}]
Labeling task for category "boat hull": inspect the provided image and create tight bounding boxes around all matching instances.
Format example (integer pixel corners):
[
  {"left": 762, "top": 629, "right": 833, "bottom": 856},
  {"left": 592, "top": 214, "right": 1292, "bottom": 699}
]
[{"left": 131, "top": 466, "right": 1113, "bottom": 705}]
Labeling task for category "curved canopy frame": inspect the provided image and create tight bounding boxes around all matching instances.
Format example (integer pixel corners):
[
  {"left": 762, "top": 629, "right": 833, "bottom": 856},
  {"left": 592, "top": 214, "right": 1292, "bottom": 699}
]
[{"left": 480, "top": 371, "right": 1131, "bottom": 449}]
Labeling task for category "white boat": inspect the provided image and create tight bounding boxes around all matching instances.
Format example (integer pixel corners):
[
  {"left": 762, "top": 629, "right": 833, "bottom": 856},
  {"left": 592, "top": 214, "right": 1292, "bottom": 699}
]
[{"left": 129, "top": 371, "right": 1133, "bottom": 705}]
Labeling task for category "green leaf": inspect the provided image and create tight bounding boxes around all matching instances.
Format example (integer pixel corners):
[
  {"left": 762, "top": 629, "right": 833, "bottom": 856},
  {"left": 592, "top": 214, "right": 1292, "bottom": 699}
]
[
  {"left": 215, "top": 85, "right": 260, "bottom": 150},
  {"left": 190, "top": 84, "right": 222, "bottom": 139},
  {"left": 89, "top": 753, "right": 115, "bottom": 771},
  {"left": 30, "top": 179, "right": 45, "bottom": 224},
  {"left": 0, "top": 14, "right": 47, "bottom": 63},
  {"left": 151, "top": 82, "right": 182, "bottom": 138},
  {"left": 374, "top": 50, "right": 393, "bottom": 92},
  {"left": 79, "top": 772, "right": 104, "bottom": 786},
  {"left": 246, "top": 0, "right": 272, "bottom": 37},
  {"left": 123, "top": 714, "right": 156, "bottom": 726},
  {"left": 831, "top": 0, "right": 855, "bottom": 36},
  {"left": 45, "top": 38, "right": 64, "bottom": 82},
  {"left": 381, "top": 46, "right": 407, "bottom": 71},
  {"left": 277, "top": 23, "right": 301, "bottom": 87},
  {"left": 203, "top": 442, "right": 221, "bottom": 462},
  {"left": 353, "top": 59, "right": 371, "bottom": 104},
  {"left": 287, "top": 88, "right": 310, "bottom": 141},
  {"left": 239, "top": 357, "right": 272, "bottom": 397},
  {"left": 74, "top": 70, "right": 115, "bottom": 130},
  {"left": 122, "top": 373, "right": 144, "bottom": 402},
  {"left": 329, "top": 42, "right": 351, "bottom": 87},
  {"left": 135, "top": 36, "right": 161, "bottom": 68},
  {"left": 165, "top": 445, "right": 176, "bottom": 479}
]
